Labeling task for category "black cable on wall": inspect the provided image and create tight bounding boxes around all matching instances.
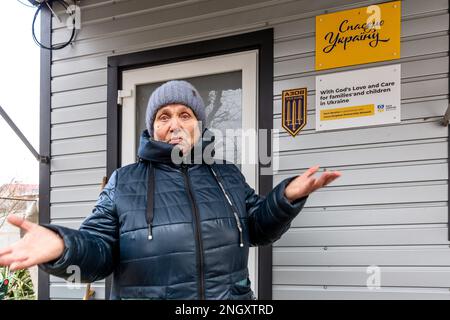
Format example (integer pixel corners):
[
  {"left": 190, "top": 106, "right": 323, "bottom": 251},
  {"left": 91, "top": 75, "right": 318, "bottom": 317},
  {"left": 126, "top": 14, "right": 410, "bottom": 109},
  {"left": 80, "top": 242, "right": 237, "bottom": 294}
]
[{"left": 17, "top": 0, "right": 77, "bottom": 50}]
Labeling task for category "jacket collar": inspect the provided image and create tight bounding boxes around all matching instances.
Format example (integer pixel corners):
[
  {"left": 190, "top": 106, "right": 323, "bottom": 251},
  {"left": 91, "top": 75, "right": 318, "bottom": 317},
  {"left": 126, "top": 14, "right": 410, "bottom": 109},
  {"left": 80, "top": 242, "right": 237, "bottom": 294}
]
[{"left": 137, "top": 128, "right": 215, "bottom": 166}]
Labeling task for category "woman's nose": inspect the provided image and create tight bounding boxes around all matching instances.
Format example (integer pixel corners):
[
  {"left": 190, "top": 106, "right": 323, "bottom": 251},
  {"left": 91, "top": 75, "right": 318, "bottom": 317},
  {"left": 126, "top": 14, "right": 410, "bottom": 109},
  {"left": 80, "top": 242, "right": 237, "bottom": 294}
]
[{"left": 168, "top": 117, "right": 181, "bottom": 132}]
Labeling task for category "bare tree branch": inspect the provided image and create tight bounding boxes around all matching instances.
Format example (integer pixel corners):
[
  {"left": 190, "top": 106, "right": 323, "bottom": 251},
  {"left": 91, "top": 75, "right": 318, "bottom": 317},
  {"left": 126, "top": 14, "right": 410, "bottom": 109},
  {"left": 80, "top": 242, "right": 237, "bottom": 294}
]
[{"left": 206, "top": 90, "right": 223, "bottom": 126}]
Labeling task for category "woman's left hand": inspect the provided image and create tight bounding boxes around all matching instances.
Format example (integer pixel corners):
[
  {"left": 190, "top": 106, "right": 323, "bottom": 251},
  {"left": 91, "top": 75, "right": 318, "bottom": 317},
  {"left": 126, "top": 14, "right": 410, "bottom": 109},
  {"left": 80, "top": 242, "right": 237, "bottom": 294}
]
[{"left": 284, "top": 165, "right": 342, "bottom": 203}]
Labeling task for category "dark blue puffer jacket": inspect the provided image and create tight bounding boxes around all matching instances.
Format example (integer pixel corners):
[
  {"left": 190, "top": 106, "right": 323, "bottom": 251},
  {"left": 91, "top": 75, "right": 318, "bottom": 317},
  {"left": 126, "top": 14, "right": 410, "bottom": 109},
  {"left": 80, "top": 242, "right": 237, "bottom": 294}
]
[{"left": 39, "top": 129, "right": 308, "bottom": 300}]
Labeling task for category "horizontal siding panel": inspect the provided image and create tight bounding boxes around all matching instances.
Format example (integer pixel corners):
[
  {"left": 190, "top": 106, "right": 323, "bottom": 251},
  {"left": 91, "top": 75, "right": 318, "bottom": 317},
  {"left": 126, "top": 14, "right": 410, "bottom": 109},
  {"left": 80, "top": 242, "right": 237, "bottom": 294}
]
[
  {"left": 273, "top": 285, "right": 450, "bottom": 299},
  {"left": 51, "top": 135, "right": 106, "bottom": 156},
  {"left": 401, "top": 0, "right": 448, "bottom": 16},
  {"left": 403, "top": 77, "right": 448, "bottom": 100},
  {"left": 51, "top": 103, "right": 106, "bottom": 124},
  {"left": 51, "top": 152, "right": 106, "bottom": 171},
  {"left": 274, "top": 162, "right": 447, "bottom": 186},
  {"left": 278, "top": 121, "right": 446, "bottom": 152},
  {"left": 55, "top": 0, "right": 108, "bottom": 10},
  {"left": 397, "top": 56, "right": 448, "bottom": 79},
  {"left": 52, "top": 55, "right": 107, "bottom": 77},
  {"left": 51, "top": 119, "right": 106, "bottom": 140},
  {"left": 51, "top": 186, "right": 102, "bottom": 203},
  {"left": 52, "top": 69, "right": 107, "bottom": 93},
  {"left": 77, "top": 0, "right": 111, "bottom": 8},
  {"left": 274, "top": 16, "right": 315, "bottom": 40},
  {"left": 290, "top": 205, "right": 447, "bottom": 228},
  {"left": 274, "top": 36, "right": 315, "bottom": 58},
  {"left": 51, "top": 219, "right": 83, "bottom": 230},
  {"left": 274, "top": 245, "right": 450, "bottom": 266},
  {"left": 400, "top": 33, "right": 448, "bottom": 61},
  {"left": 275, "top": 55, "right": 313, "bottom": 77},
  {"left": 53, "top": 0, "right": 192, "bottom": 29},
  {"left": 50, "top": 283, "right": 105, "bottom": 300},
  {"left": 51, "top": 202, "right": 96, "bottom": 219},
  {"left": 273, "top": 266, "right": 450, "bottom": 287},
  {"left": 51, "top": 168, "right": 106, "bottom": 187},
  {"left": 403, "top": 13, "right": 449, "bottom": 38},
  {"left": 276, "top": 142, "right": 447, "bottom": 170},
  {"left": 274, "top": 48, "right": 448, "bottom": 78},
  {"left": 52, "top": 86, "right": 107, "bottom": 109},
  {"left": 304, "top": 184, "right": 447, "bottom": 207},
  {"left": 53, "top": 0, "right": 279, "bottom": 44},
  {"left": 275, "top": 225, "right": 450, "bottom": 247}
]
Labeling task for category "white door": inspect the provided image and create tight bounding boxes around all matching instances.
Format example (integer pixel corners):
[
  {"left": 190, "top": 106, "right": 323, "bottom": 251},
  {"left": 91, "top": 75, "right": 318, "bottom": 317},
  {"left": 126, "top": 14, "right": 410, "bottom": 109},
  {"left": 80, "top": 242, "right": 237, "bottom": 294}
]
[{"left": 120, "top": 50, "right": 259, "bottom": 296}]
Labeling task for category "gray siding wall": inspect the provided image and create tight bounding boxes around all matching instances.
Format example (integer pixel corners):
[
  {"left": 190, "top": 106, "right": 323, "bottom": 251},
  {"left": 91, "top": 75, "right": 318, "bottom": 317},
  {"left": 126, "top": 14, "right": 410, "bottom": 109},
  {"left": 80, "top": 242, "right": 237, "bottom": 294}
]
[{"left": 49, "top": 0, "right": 449, "bottom": 299}]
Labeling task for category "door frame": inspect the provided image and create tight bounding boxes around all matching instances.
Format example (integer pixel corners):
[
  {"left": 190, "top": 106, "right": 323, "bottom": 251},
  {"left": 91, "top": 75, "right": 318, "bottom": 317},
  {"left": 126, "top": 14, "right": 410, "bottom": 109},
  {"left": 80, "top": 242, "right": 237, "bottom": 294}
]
[
  {"left": 107, "top": 28, "right": 274, "bottom": 299},
  {"left": 121, "top": 50, "right": 260, "bottom": 294},
  {"left": 120, "top": 50, "right": 258, "bottom": 172}
]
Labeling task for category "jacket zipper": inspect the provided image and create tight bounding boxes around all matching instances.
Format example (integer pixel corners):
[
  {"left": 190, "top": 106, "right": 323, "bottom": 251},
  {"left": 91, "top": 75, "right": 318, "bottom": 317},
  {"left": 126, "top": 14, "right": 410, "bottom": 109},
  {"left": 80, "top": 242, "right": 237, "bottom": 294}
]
[
  {"left": 181, "top": 164, "right": 205, "bottom": 300},
  {"left": 209, "top": 166, "right": 244, "bottom": 247}
]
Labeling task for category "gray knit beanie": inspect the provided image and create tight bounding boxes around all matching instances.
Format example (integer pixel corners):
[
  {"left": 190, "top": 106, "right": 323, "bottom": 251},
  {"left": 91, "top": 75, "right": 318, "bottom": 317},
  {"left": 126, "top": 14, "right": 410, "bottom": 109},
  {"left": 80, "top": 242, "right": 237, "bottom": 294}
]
[{"left": 146, "top": 80, "right": 206, "bottom": 137}]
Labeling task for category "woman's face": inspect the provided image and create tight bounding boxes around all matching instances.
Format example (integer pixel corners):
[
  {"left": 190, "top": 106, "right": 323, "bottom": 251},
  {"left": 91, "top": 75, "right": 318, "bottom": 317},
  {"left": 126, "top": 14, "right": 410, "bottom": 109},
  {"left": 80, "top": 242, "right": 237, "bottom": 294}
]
[{"left": 153, "top": 104, "right": 201, "bottom": 155}]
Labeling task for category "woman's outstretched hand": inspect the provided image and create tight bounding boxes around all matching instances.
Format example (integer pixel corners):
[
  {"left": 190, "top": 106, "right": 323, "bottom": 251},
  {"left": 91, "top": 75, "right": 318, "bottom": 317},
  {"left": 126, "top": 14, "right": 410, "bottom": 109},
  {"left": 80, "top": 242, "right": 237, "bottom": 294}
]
[
  {"left": 0, "top": 215, "right": 65, "bottom": 271},
  {"left": 284, "top": 165, "right": 342, "bottom": 203}
]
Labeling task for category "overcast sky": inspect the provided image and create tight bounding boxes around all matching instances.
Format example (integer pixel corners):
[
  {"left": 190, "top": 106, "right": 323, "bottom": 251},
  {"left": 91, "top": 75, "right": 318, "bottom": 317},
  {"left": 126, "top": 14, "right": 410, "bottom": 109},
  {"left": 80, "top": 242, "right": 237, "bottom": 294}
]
[{"left": 0, "top": 1, "right": 40, "bottom": 185}]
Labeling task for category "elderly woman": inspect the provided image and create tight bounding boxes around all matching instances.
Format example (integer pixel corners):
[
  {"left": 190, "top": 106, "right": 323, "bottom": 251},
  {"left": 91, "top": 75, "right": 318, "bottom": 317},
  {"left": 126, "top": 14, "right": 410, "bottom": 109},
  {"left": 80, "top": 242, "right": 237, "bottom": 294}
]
[{"left": 0, "top": 80, "right": 341, "bottom": 300}]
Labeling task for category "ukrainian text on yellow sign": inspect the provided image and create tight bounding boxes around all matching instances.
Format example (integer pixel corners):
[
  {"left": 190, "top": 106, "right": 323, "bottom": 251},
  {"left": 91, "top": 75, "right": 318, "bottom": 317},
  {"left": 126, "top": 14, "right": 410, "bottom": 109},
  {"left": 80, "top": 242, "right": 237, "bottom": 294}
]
[
  {"left": 320, "top": 104, "right": 375, "bottom": 121},
  {"left": 316, "top": 1, "right": 401, "bottom": 70}
]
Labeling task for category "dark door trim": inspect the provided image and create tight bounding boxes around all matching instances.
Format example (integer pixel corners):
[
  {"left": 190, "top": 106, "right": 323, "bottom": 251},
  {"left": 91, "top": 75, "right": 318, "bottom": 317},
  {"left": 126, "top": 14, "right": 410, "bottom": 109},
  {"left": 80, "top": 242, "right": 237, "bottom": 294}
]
[
  {"left": 447, "top": 2, "right": 450, "bottom": 241},
  {"left": 38, "top": 5, "right": 52, "bottom": 301},
  {"left": 107, "top": 29, "right": 274, "bottom": 299}
]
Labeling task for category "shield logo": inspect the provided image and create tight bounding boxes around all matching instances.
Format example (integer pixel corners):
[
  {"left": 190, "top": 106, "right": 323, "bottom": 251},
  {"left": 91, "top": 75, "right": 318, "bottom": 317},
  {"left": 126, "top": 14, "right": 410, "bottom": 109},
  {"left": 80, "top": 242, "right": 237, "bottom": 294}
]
[{"left": 282, "top": 88, "right": 307, "bottom": 137}]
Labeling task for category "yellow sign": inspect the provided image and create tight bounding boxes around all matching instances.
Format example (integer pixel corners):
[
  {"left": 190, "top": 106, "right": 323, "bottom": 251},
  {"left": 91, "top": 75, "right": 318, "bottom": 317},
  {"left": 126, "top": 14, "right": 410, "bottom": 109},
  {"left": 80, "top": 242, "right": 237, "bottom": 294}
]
[
  {"left": 320, "top": 104, "right": 374, "bottom": 121},
  {"left": 316, "top": 1, "right": 401, "bottom": 70}
]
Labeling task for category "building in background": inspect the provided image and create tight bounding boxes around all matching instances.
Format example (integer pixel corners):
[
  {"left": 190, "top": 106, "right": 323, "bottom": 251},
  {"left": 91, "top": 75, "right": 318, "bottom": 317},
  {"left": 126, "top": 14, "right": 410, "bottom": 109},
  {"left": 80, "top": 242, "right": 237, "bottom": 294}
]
[
  {"left": 38, "top": 0, "right": 449, "bottom": 299},
  {"left": 0, "top": 183, "right": 39, "bottom": 292}
]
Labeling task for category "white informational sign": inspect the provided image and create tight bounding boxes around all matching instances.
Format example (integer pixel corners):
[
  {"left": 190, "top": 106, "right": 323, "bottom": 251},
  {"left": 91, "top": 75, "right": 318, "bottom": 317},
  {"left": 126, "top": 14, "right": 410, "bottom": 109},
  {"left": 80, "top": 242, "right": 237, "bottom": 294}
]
[{"left": 315, "top": 64, "right": 401, "bottom": 131}]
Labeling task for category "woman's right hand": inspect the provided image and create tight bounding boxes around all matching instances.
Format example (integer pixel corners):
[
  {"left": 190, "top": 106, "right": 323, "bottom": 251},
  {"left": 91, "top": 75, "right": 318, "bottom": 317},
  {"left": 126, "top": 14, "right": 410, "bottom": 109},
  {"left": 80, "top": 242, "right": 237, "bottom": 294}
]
[{"left": 0, "top": 215, "right": 65, "bottom": 271}]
